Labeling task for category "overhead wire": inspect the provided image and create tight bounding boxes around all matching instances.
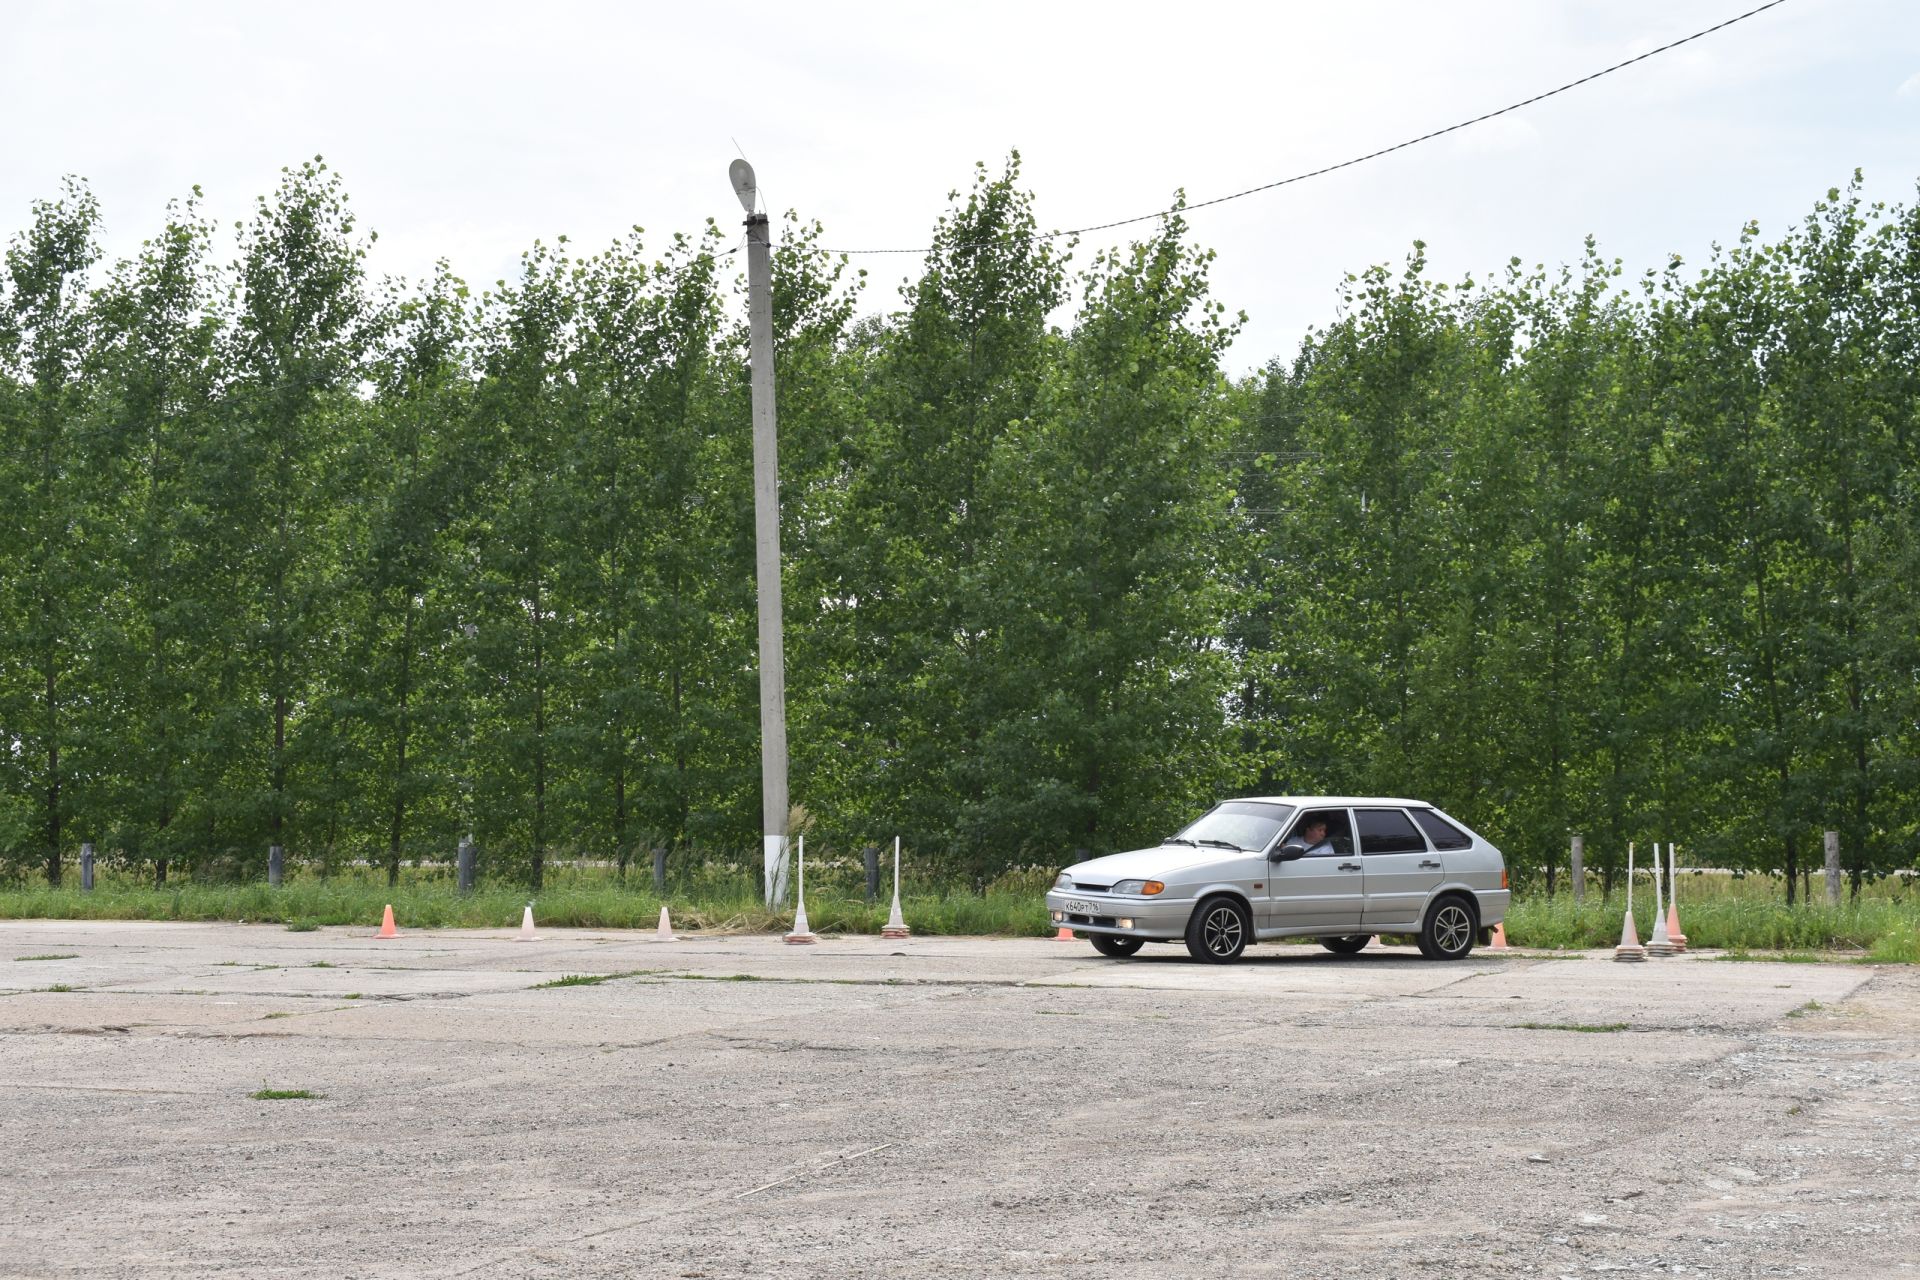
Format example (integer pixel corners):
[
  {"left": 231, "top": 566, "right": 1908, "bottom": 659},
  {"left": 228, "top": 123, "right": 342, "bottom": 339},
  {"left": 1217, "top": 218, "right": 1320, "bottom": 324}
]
[{"left": 817, "top": 0, "right": 1792, "bottom": 258}]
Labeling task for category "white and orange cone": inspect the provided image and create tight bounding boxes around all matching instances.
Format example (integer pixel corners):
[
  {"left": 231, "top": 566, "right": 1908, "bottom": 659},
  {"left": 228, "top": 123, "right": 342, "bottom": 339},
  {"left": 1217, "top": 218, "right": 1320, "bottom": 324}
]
[
  {"left": 1616, "top": 840, "right": 1646, "bottom": 962},
  {"left": 1613, "top": 908, "right": 1647, "bottom": 962},
  {"left": 516, "top": 904, "right": 537, "bottom": 942},
  {"left": 1489, "top": 922, "right": 1510, "bottom": 951},
  {"left": 783, "top": 835, "right": 818, "bottom": 945},
  {"left": 1646, "top": 845, "right": 1676, "bottom": 957},
  {"left": 655, "top": 905, "right": 676, "bottom": 943},
  {"left": 377, "top": 904, "right": 399, "bottom": 939},
  {"left": 1665, "top": 842, "right": 1688, "bottom": 952}
]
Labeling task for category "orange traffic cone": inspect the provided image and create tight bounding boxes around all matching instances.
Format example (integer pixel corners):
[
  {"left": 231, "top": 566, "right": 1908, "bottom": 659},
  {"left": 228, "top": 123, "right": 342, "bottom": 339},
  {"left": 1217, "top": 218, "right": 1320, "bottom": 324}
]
[
  {"left": 1052, "top": 926, "right": 1074, "bottom": 941},
  {"left": 377, "top": 904, "right": 399, "bottom": 939},
  {"left": 1489, "top": 922, "right": 1509, "bottom": 950}
]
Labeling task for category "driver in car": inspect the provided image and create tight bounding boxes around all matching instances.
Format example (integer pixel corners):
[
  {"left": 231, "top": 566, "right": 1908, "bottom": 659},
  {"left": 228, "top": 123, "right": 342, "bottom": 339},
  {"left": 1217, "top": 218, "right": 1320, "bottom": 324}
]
[{"left": 1298, "top": 817, "right": 1334, "bottom": 856}]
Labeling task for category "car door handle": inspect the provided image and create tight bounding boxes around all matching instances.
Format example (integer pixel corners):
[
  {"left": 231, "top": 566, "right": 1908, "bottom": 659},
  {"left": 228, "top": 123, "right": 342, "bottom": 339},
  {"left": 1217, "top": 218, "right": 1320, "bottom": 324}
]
[
  {"left": 1338, "top": 862, "right": 1361, "bottom": 872},
  {"left": 1420, "top": 860, "right": 1441, "bottom": 869}
]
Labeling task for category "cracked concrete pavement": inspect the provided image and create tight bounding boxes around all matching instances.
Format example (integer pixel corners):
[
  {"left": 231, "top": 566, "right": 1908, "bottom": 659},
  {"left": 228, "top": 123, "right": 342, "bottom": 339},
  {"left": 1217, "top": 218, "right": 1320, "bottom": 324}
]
[{"left": 2, "top": 920, "right": 1915, "bottom": 1278}]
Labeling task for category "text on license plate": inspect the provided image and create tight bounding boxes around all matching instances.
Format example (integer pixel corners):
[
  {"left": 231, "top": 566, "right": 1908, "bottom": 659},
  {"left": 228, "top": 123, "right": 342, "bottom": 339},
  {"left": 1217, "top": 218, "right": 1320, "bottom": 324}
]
[{"left": 1066, "top": 899, "right": 1098, "bottom": 913}]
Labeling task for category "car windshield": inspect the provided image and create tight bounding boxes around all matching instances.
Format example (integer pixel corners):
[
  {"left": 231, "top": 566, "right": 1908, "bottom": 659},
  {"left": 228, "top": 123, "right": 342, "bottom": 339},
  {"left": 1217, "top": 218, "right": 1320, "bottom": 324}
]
[{"left": 1173, "top": 802, "right": 1295, "bottom": 852}]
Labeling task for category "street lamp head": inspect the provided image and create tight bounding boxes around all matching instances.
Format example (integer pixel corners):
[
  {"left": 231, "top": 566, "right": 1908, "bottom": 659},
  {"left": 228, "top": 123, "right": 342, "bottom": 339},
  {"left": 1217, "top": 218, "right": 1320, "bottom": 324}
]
[{"left": 729, "top": 159, "right": 758, "bottom": 214}]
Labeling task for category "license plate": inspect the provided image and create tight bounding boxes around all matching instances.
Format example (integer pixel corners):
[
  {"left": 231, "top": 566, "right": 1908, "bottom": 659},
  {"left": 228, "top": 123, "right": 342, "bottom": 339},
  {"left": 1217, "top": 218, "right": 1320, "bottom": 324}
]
[{"left": 1066, "top": 899, "right": 1098, "bottom": 913}]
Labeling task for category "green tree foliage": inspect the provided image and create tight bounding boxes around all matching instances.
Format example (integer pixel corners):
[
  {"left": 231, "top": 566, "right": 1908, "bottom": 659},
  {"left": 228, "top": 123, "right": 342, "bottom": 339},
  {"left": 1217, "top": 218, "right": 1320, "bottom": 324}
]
[
  {"left": 89, "top": 191, "right": 227, "bottom": 882},
  {"left": 224, "top": 159, "right": 373, "bottom": 868},
  {"left": 971, "top": 211, "right": 1246, "bottom": 862},
  {"left": 1, "top": 160, "right": 1916, "bottom": 890},
  {"left": 0, "top": 179, "right": 102, "bottom": 883},
  {"left": 835, "top": 157, "right": 1070, "bottom": 866}
]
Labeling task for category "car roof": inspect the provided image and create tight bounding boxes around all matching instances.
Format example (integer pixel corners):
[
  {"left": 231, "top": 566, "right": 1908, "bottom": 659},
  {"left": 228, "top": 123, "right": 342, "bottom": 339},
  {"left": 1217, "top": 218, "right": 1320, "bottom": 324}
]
[{"left": 1227, "top": 796, "right": 1434, "bottom": 809}]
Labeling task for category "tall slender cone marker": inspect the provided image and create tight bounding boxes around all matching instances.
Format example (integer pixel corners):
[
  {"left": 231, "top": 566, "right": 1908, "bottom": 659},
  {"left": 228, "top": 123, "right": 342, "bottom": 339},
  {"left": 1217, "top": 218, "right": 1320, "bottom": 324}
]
[
  {"left": 1646, "top": 844, "right": 1676, "bottom": 957},
  {"left": 1615, "top": 838, "right": 1647, "bottom": 960},
  {"left": 784, "top": 835, "right": 818, "bottom": 945},
  {"left": 1627, "top": 842, "right": 1635, "bottom": 917},
  {"left": 655, "top": 905, "right": 676, "bottom": 943},
  {"left": 1614, "top": 909, "right": 1647, "bottom": 962},
  {"left": 881, "top": 835, "right": 910, "bottom": 939},
  {"left": 1489, "top": 922, "right": 1510, "bottom": 950},
  {"left": 517, "top": 904, "right": 536, "bottom": 942},
  {"left": 1665, "top": 842, "right": 1688, "bottom": 952},
  {"left": 377, "top": 904, "right": 399, "bottom": 939}
]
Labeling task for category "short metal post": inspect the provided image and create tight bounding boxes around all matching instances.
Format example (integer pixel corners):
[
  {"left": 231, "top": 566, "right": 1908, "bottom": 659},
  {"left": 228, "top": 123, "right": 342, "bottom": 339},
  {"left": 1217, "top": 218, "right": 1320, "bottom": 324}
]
[
  {"left": 863, "top": 845, "right": 880, "bottom": 904},
  {"left": 80, "top": 842, "right": 95, "bottom": 892},
  {"left": 457, "top": 838, "right": 475, "bottom": 895},
  {"left": 268, "top": 844, "right": 284, "bottom": 888},
  {"left": 652, "top": 846, "right": 667, "bottom": 895},
  {"left": 1570, "top": 835, "right": 1584, "bottom": 905},
  {"left": 1823, "top": 831, "right": 1841, "bottom": 906}
]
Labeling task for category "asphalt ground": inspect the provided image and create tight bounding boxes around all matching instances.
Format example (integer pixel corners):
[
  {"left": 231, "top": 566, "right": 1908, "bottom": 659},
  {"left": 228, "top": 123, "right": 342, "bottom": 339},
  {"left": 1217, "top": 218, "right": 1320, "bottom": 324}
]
[{"left": 1, "top": 921, "right": 1915, "bottom": 1279}]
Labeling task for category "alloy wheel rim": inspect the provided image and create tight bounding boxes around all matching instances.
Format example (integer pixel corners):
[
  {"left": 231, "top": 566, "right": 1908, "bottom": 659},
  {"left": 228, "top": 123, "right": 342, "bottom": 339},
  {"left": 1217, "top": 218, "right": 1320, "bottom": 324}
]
[
  {"left": 1436, "top": 905, "right": 1471, "bottom": 954},
  {"left": 1204, "top": 906, "right": 1243, "bottom": 955}
]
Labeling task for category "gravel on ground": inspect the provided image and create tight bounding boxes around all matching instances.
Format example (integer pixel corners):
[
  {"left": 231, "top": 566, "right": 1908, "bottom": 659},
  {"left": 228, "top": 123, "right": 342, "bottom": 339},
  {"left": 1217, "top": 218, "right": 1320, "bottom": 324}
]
[{"left": 2, "top": 921, "right": 1914, "bottom": 1279}]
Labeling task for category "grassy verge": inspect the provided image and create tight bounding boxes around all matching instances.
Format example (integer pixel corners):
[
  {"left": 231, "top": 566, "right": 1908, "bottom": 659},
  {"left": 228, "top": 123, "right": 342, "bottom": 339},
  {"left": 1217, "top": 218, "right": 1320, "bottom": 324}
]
[
  {"left": 0, "top": 876, "right": 1054, "bottom": 937},
  {"left": 1504, "top": 894, "right": 1919, "bottom": 959}
]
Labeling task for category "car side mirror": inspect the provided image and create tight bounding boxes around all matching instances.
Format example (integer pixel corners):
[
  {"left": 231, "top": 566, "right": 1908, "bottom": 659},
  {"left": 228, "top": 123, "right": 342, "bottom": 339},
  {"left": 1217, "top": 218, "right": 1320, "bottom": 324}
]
[{"left": 1270, "top": 838, "right": 1309, "bottom": 863}]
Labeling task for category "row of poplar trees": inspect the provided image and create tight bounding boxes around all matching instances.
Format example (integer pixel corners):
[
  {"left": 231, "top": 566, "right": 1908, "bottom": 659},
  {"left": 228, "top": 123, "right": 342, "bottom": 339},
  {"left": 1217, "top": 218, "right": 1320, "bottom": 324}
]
[{"left": 3, "top": 157, "right": 1916, "bottom": 894}]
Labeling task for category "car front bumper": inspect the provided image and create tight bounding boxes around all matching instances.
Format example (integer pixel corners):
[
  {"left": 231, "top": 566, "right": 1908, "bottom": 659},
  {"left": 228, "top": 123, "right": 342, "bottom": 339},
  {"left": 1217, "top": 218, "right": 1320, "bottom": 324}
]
[{"left": 1044, "top": 890, "right": 1192, "bottom": 939}]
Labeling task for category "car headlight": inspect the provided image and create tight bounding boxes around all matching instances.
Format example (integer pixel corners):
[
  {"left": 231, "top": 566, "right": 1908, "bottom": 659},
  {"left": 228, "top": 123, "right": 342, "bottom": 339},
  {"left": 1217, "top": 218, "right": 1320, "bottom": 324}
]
[
  {"left": 1112, "top": 879, "right": 1165, "bottom": 896},
  {"left": 1055, "top": 872, "right": 1072, "bottom": 889}
]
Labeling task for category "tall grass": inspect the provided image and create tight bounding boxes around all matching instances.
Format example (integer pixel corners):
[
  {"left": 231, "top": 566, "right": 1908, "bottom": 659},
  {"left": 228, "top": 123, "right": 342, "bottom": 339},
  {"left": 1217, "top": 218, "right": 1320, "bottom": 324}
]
[{"left": 1505, "top": 893, "right": 1917, "bottom": 953}]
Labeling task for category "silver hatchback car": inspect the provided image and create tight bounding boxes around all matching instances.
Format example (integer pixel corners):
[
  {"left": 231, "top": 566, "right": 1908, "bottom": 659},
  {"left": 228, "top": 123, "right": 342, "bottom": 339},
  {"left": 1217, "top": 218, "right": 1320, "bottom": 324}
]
[{"left": 1044, "top": 796, "right": 1509, "bottom": 963}]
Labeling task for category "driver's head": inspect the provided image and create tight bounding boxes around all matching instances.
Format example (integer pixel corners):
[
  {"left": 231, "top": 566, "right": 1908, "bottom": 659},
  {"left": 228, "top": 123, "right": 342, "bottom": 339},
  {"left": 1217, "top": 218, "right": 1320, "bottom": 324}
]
[{"left": 1302, "top": 818, "right": 1328, "bottom": 841}]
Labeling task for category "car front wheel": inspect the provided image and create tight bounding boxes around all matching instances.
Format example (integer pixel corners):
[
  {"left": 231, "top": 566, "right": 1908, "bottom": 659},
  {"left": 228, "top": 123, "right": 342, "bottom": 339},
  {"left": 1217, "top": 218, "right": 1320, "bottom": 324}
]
[
  {"left": 1418, "top": 897, "right": 1477, "bottom": 960},
  {"left": 1319, "top": 934, "right": 1370, "bottom": 955},
  {"left": 1090, "top": 934, "right": 1144, "bottom": 958},
  {"left": 1185, "top": 897, "right": 1250, "bottom": 964}
]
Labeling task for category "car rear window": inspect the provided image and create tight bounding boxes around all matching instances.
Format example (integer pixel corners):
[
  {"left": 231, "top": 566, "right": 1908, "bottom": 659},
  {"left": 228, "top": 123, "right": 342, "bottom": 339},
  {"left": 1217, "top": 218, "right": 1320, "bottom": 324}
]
[
  {"left": 1410, "top": 808, "right": 1473, "bottom": 850},
  {"left": 1356, "top": 808, "right": 1427, "bottom": 855}
]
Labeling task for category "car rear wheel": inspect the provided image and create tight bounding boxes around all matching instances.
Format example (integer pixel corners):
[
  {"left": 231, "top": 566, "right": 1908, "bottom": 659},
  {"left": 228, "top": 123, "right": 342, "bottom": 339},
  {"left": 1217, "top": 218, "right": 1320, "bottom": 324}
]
[
  {"left": 1185, "top": 897, "right": 1250, "bottom": 964},
  {"left": 1418, "top": 897, "right": 1477, "bottom": 960},
  {"left": 1319, "top": 934, "right": 1371, "bottom": 955},
  {"left": 1090, "top": 934, "right": 1144, "bottom": 958}
]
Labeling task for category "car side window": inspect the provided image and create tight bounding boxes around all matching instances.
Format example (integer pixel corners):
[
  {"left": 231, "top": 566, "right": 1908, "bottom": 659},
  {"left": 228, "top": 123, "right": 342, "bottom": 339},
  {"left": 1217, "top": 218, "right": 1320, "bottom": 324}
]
[
  {"left": 1356, "top": 808, "right": 1428, "bottom": 855},
  {"left": 1410, "top": 808, "right": 1473, "bottom": 850},
  {"left": 1288, "top": 809, "right": 1355, "bottom": 857}
]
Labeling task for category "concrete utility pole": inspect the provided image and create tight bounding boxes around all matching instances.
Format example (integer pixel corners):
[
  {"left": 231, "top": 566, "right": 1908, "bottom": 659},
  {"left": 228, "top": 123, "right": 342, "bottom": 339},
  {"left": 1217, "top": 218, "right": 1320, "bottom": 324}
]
[{"left": 731, "top": 158, "right": 790, "bottom": 906}]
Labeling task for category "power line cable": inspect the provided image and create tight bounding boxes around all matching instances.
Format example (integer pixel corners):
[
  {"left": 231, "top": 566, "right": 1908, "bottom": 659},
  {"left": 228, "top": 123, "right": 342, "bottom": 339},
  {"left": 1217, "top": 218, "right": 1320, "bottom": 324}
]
[{"left": 819, "top": 0, "right": 1791, "bottom": 257}]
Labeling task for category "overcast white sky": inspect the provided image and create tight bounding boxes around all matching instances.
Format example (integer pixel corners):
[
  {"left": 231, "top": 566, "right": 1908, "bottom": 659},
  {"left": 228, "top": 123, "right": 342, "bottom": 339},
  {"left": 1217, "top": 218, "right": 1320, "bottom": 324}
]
[{"left": 5, "top": 0, "right": 1918, "bottom": 367}]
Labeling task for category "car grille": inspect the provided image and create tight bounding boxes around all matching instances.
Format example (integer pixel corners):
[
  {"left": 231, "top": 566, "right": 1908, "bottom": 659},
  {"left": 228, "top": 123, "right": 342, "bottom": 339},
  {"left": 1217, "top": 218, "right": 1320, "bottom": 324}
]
[
  {"left": 1067, "top": 914, "right": 1117, "bottom": 927},
  {"left": 1071, "top": 884, "right": 1110, "bottom": 893}
]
